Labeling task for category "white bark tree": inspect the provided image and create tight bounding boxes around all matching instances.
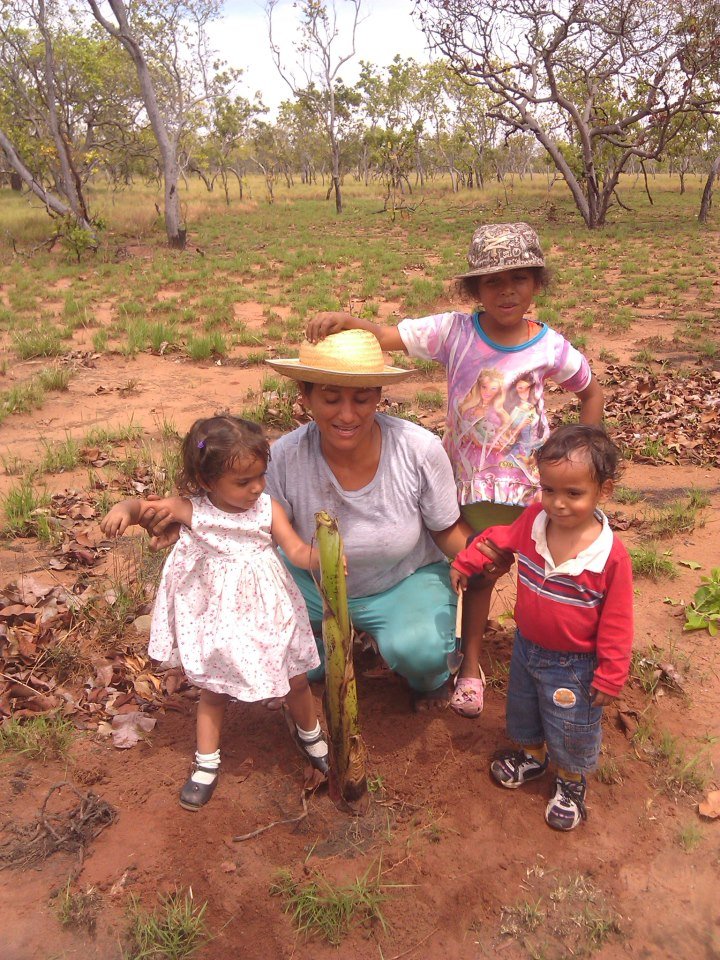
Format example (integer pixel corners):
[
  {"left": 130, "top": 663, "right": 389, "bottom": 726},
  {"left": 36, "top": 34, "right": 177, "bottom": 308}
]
[
  {"left": 416, "top": 0, "right": 720, "bottom": 227},
  {"left": 699, "top": 151, "right": 720, "bottom": 222},
  {"left": 0, "top": 126, "right": 82, "bottom": 220},
  {"left": 0, "top": 0, "right": 97, "bottom": 232},
  {"left": 87, "top": 0, "right": 222, "bottom": 248},
  {"left": 267, "top": 0, "right": 363, "bottom": 214}
]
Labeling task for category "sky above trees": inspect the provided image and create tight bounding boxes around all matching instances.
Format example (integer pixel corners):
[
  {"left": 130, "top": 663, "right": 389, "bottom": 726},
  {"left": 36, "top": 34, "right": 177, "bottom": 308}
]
[{"left": 211, "top": 0, "right": 431, "bottom": 111}]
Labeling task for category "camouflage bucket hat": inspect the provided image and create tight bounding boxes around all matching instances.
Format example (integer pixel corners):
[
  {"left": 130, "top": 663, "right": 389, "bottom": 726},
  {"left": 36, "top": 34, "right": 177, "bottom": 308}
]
[{"left": 455, "top": 222, "right": 545, "bottom": 279}]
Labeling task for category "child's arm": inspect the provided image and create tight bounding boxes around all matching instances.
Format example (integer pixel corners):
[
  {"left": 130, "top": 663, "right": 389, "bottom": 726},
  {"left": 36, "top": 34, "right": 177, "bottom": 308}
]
[
  {"left": 101, "top": 496, "right": 192, "bottom": 538},
  {"left": 270, "top": 499, "right": 319, "bottom": 570},
  {"left": 590, "top": 549, "right": 634, "bottom": 705},
  {"left": 451, "top": 519, "right": 523, "bottom": 581},
  {"left": 305, "top": 312, "right": 406, "bottom": 353},
  {"left": 575, "top": 374, "right": 604, "bottom": 425}
]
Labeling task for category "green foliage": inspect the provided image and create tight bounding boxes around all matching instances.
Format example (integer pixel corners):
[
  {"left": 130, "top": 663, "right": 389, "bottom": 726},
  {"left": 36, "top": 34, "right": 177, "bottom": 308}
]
[
  {"left": 59, "top": 217, "right": 102, "bottom": 263},
  {"left": 684, "top": 568, "right": 720, "bottom": 635},
  {"left": 629, "top": 545, "right": 677, "bottom": 580},
  {"left": 56, "top": 879, "right": 101, "bottom": 932},
  {"left": 677, "top": 822, "right": 703, "bottom": 853},
  {"left": 1, "top": 477, "right": 53, "bottom": 539},
  {"left": 656, "top": 731, "right": 710, "bottom": 794},
  {"left": 38, "top": 365, "right": 72, "bottom": 391},
  {"left": 40, "top": 435, "right": 81, "bottom": 473},
  {"left": 650, "top": 495, "right": 706, "bottom": 538},
  {"left": 185, "top": 331, "right": 227, "bottom": 360},
  {"left": 269, "top": 863, "right": 390, "bottom": 945},
  {"left": 243, "top": 377, "right": 297, "bottom": 430},
  {"left": 0, "top": 365, "right": 72, "bottom": 425},
  {"left": 12, "top": 326, "right": 65, "bottom": 359},
  {"left": 414, "top": 389, "right": 444, "bottom": 410},
  {"left": 0, "top": 715, "right": 74, "bottom": 761},
  {"left": 125, "top": 890, "right": 208, "bottom": 960},
  {"left": 613, "top": 486, "right": 643, "bottom": 505}
]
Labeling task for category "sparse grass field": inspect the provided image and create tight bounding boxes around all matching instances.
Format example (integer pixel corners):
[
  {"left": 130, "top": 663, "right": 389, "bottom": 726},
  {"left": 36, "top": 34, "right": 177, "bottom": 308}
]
[{"left": 0, "top": 172, "right": 718, "bottom": 960}]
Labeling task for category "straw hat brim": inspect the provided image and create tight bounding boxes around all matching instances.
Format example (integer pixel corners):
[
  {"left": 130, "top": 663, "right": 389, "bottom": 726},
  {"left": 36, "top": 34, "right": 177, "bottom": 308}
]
[{"left": 265, "top": 357, "right": 412, "bottom": 386}]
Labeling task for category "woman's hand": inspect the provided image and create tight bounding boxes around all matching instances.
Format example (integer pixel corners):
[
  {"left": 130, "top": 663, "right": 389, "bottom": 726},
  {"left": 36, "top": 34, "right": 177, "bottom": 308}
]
[
  {"left": 305, "top": 312, "right": 355, "bottom": 343},
  {"left": 138, "top": 495, "right": 182, "bottom": 551},
  {"left": 148, "top": 529, "right": 181, "bottom": 551},
  {"left": 100, "top": 503, "right": 135, "bottom": 537},
  {"left": 467, "top": 537, "right": 515, "bottom": 586}
]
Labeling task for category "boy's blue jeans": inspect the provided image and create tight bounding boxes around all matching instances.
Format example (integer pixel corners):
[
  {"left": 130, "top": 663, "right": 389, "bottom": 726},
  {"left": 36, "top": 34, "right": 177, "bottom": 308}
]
[
  {"left": 506, "top": 630, "right": 603, "bottom": 775},
  {"left": 282, "top": 559, "right": 456, "bottom": 693}
]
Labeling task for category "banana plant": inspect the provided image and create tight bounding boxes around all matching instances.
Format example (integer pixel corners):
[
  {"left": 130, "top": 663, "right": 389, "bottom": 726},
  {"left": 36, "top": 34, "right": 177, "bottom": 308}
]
[{"left": 315, "top": 511, "right": 367, "bottom": 812}]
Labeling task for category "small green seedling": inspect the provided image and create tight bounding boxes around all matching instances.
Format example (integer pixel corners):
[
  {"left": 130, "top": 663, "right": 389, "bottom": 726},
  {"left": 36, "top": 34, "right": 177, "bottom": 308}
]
[{"left": 684, "top": 568, "right": 720, "bottom": 635}]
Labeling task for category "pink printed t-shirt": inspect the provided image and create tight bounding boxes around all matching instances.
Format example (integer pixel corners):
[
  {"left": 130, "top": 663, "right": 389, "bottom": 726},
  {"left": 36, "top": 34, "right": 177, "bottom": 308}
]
[{"left": 398, "top": 312, "right": 592, "bottom": 507}]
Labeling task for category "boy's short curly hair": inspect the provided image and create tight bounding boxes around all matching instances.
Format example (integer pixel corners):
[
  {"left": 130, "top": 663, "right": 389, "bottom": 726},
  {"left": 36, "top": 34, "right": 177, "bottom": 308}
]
[
  {"left": 455, "top": 266, "right": 552, "bottom": 304},
  {"left": 536, "top": 424, "right": 623, "bottom": 485},
  {"left": 177, "top": 415, "right": 269, "bottom": 496}
]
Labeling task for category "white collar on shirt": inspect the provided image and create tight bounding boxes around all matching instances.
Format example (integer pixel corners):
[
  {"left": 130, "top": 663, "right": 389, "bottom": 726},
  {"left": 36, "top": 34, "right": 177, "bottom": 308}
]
[{"left": 531, "top": 508, "right": 614, "bottom": 577}]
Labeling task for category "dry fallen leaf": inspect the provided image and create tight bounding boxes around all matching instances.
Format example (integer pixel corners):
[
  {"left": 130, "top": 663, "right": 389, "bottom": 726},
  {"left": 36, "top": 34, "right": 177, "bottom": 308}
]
[
  {"left": 659, "top": 661, "right": 685, "bottom": 691},
  {"left": 698, "top": 790, "right": 720, "bottom": 819},
  {"left": 110, "top": 712, "right": 156, "bottom": 748},
  {"left": 616, "top": 708, "right": 639, "bottom": 739}
]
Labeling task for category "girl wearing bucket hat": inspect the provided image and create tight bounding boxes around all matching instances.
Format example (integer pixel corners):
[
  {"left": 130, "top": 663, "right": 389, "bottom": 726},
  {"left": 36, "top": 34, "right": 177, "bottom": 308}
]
[
  {"left": 263, "top": 328, "right": 473, "bottom": 710},
  {"left": 305, "top": 223, "right": 604, "bottom": 719}
]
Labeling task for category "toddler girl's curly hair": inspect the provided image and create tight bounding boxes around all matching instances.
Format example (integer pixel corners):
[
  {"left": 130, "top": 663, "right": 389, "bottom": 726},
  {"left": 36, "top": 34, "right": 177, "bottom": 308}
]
[
  {"left": 177, "top": 415, "right": 270, "bottom": 495},
  {"left": 536, "top": 424, "right": 623, "bottom": 485}
]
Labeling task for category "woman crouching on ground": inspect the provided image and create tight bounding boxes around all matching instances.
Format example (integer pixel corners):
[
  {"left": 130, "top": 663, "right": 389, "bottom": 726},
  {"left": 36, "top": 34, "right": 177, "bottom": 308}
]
[{"left": 263, "top": 329, "right": 480, "bottom": 710}]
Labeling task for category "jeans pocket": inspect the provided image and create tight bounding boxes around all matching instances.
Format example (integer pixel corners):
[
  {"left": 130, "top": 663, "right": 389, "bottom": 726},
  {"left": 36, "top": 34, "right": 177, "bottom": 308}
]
[
  {"left": 563, "top": 719, "right": 602, "bottom": 766},
  {"left": 565, "top": 661, "right": 596, "bottom": 703}
]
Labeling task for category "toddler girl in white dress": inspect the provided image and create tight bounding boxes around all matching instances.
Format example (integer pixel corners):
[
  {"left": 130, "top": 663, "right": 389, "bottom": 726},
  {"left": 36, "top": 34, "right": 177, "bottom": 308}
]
[{"left": 101, "top": 415, "right": 328, "bottom": 811}]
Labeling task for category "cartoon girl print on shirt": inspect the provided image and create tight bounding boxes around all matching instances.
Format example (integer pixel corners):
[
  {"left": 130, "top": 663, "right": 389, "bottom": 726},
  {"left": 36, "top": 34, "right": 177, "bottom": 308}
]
[
  {"left": 503, "top": 373, "right": 543, "bottom": 481},
  {"left": 457, "top": 368, "right": 511, "bottom": 454},
  {"left": 505, "top": 375, "right": 540, "bottom": 452}
]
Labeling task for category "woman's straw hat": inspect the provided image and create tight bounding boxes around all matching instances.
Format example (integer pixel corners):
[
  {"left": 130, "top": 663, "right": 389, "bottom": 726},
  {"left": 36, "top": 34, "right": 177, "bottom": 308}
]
[{"left": 266, "top": 329, "right": 412, "bottom": 386}]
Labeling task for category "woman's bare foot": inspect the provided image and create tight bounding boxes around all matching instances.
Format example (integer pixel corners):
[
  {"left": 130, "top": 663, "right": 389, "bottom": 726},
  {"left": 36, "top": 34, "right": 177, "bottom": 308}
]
[{"left": 412, "top": 678, "right": 453, "bottom": 712}]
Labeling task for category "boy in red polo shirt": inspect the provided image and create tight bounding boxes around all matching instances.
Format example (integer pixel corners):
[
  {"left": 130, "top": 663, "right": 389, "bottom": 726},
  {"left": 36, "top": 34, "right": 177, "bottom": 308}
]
[{"left": 451, "top": 425, "right": 633, "bottom": 830}]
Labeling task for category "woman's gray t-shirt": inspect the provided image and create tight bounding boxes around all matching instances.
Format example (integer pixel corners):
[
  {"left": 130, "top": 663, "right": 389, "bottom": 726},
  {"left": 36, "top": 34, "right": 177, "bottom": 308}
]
[{"left": 265, "top": 414, "right": 460, "bottom": 598}]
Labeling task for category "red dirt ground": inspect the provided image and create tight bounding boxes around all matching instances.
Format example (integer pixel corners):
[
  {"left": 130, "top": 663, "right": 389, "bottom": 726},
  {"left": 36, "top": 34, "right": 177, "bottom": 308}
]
[{"left": 1, "top": 312, "right": 719, "bottom": 960}]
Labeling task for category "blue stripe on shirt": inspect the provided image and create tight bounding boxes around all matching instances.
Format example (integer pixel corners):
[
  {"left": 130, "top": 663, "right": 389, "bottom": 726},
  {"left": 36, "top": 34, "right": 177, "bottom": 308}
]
[{"left": 518, "top": 555, "right": 604, "bottom": 608}]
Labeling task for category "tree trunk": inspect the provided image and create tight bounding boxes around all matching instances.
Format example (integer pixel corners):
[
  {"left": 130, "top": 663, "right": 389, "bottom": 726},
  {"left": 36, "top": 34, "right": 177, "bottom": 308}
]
[
  {"left": 87, "top": 0, "right": 186, "bottom": 249},
  {"left": 699, "top": 155, "right": 720, "bottom": 223},
  {"left": 38, "top": 0, "right": 91, "bottom": 226},
  {"left": 315, "top": 511, "right": 367, "bottom": 813},
  {"left": 0, "top": 127, "right": 92, "bottom": 228},
  {"left": 10, "top": 172, "right": 22, "bottom": 191},
  {"left": 331, "top": 139, "right": 342, "bottom": 213}
]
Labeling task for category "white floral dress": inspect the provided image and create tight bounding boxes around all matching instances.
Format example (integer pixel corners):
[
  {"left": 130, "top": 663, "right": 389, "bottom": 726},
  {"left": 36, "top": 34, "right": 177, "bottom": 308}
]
[{"left": 148, "top": 493, "right": 320, "bottom": 700}]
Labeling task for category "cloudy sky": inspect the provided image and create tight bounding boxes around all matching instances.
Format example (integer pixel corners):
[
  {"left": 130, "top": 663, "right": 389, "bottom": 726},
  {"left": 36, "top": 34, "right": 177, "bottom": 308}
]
[{"left": 210, "top": 0, "right": 433, "bottom": 111}]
